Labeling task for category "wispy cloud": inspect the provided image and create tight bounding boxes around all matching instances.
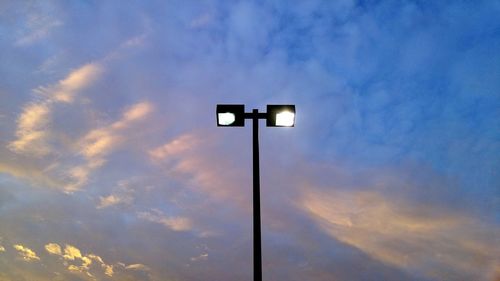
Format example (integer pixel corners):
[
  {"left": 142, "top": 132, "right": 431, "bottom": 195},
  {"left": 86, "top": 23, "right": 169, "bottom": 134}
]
[
  {"left": 8, "top": 62, "right": 103, "bottom": 157},
  {"left": 64, "top": 101, "right": 154, "bottom": 192},
  {"left": 81, "top": 101, "right": 153, "bottom": 160},
  {"left": 124, "top": 263, "right": 151, "bottom": 271},
  {"left": 35, "top": 63, "right": 103, "bottom": 103},
  {"left": 190, "top": 252, "right": 208, "bottom": 262},
  {"left": 97, "top": 194, "right": 132, "bottom": 209},
  {"left": 137, "top": 209, "right": 193, "bottom": 232},
  {"left": 149, "top": 132, "right": 250, "bottom": 207},
  {"left": 149, "top": 134, "right": 199, "bottom": 161},
  {"left": 14, "top": 3, "right": 63, "bottom": 46},
  {"left": 1, "top": 1, "right": 498, "bottom": 280},
  {"left": 300, "top": 187, "right": 499, "bottom": 280},
  {"left": 8, "top": 102, "right": 51, "bottom": 156}
]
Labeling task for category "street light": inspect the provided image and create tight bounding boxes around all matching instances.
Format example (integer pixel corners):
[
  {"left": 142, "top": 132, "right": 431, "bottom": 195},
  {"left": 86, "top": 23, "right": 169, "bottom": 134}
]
[{"left": 216, "top": 104, "right": 295, "bottom": 281}]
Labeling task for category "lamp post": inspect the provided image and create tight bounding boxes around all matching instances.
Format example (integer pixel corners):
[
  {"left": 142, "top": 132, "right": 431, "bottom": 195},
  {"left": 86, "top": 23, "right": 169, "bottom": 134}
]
[{"left": 216, "top": 104, "right": 295, "bottom": 281}]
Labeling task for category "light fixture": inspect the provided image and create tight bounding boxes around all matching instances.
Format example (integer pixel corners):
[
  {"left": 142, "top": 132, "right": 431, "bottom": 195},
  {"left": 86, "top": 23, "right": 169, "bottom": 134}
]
[
  {"left": 216, "top": 104, "right": 245, "bottom": 126},
  {"left": 266, "top": 105, "right": 295, "bottom": 127}
]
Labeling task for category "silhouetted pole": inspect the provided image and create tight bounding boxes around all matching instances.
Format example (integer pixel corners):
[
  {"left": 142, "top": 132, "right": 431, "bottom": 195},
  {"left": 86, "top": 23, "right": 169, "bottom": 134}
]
[{"left": 252, "top": 109, "right": 262, "bottom": 281}]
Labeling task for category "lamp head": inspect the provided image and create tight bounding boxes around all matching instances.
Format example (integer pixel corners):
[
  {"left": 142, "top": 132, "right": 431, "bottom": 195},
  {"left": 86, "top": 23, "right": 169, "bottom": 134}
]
[
  {"left": 216, "top": 104, "right": 245, "bottom": 126},
  {"left": 266, "top": 105, "right": 295, "bottom": 127}
]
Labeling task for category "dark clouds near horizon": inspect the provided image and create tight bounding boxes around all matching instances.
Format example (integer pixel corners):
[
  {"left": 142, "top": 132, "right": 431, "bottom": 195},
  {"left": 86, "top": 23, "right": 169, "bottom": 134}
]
[{"left": 0, "top": 1, "right": 499, "bottom": 280}]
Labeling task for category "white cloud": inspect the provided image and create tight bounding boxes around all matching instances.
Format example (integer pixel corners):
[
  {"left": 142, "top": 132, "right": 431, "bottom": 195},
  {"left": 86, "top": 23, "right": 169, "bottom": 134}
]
[
  {"left": 125, "top": 263, "right": 151, "bottom": 271},
  {"left": 190, "top": 252, "right": 208, "bottom": 262},
  {"left": 15, "top": 9, "right": 62, "bottom": 46},
  {"left": 13, "top": 244, "right": 40, "bottom": 262}
]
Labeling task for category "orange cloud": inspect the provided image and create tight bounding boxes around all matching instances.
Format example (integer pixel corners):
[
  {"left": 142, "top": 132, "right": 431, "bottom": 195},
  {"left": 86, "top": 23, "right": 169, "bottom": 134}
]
[
  {"left": 148, "top": 132, "right": 249, "bottom": 208},
  {"left": 149, "top": 134, "right": 199, "bottom": 161},
  {"left": 63, "top": 101, "right": 153, "bottom": 192},
  {"left": 300, "top": 188, "right": 499, "bottom": 280},
  {"left": 8, "top": 102, "right": 51, "bottom": 156},
  {"left": 8, "top": 62, "right": 102, "bottom": 158},
  {"left": 50, "top": 63, "right": 103, "bottom": 103}
]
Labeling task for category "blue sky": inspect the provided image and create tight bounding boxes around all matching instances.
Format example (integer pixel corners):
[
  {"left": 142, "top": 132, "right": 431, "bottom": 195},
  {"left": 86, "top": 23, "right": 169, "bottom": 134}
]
[{"left": 0, "top": 1, "right": 499, "bottom": 280}]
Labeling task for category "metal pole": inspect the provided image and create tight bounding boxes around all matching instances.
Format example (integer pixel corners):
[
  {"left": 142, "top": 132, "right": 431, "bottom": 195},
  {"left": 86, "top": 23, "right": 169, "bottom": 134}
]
[{"left": 252, "top": 109, "right": 262, "bottom": 281}]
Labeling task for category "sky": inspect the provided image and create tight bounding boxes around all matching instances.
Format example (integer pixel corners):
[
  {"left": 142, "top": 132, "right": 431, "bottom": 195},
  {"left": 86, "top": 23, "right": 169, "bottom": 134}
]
[{"left": 0, "top": 0, "right": 499, "bottom": 280}]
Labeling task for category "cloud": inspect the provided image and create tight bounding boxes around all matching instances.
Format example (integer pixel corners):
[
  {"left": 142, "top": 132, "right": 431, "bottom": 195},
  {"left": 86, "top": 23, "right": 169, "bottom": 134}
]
[
  {"left": 44, "top": 243, "right": 62, "bottom": 255},
  {"left": 96, "top": 177, "right": 138, "bottom": 209},
  {"left": 38, "top": 63, "right": 103, "bottom": 103},
  {"left": 4, "top": 43, "right": 150, "bottom": 192},
  {"left": 124, "top": 263, "right": 150, "bottom": 271},
  {"left": 148, "top": 132, "right": 250, "bottom": 207},
  {"left": 14, "top": 3, "right": 63, "bottom": 46},
  {"left": 63, "top": 244, "right": 83, "bottom": 260},
  {"left": 80, "top": 129, "right": 121, "bottom": 160},
  {"left": 1, "top": 1, "right": 498, "bottom": 281},
  {"left": 13, "top": 244, "right": 40, "bottom": 262},
  {"left": 81, "top": 101, "right": 153, "bottom": 160},
  {"left": 44, "top": 243, "right": 115, "bottom": 278},
  {"left": 8, "top": 62, "right": 103, "bottom": 157},
  {"left": 117, "top": 263, "right": 152, "bottom": 280},
  {"left": 137, "top": 209, "right": 193, "bottom": 232},
  {"left": 116, "top": 101, "right": 154, "bottom": 127},
  {"left": 4, "top": 98, "right": 153, "bottom": 193},
  {"left": 300, "top": 187, "right": 499, "bottom": 280},
  {"left": 8, "top": 102, "right": 51, "bottom": 156},
  {"left": 149, "top": 133, "right": 199, "bottom": 161},
  {"left": 97, "top": 194, "right": 131, "bottom": 209},
  {"left": 89, "top": 254, "right": 114, "bottom": 277},
  {"left": 0, "top": 158, "right": 64, "bottom": 189},
  {"left": 0, "top": 238, "right": 5, "bottom": 253},
  {"left": 65, "top": 101, "right": 154, "bottom": 192},
  {"left": 190, "top": 252, "right": 208, "bottom": 262}
]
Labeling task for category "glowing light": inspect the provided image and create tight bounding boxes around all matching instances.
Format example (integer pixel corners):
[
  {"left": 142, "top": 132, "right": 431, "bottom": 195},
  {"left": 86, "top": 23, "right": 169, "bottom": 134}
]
[
  {"left": 275, "top": 111, "right": 295, "bottom": 126},
  {"left": 218, "top": 112, "right": 236, "bottom": 125}
]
